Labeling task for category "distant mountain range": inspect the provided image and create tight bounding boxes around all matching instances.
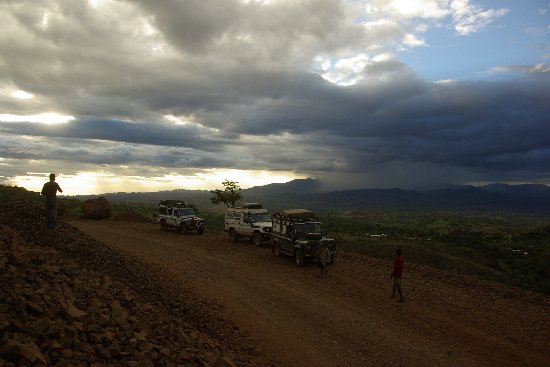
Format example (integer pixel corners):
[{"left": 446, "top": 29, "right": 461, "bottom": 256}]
[{"left": 68, "top": 178, "right": 550, "bottom": 214}]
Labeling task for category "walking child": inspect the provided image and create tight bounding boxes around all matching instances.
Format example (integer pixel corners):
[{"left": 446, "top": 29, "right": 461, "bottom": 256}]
[
  {"left": 390, "top": 248, "right": 404, "bottom": 302},
  {"left": 316, "top": 244, "right": 331, "bottom": 276}
]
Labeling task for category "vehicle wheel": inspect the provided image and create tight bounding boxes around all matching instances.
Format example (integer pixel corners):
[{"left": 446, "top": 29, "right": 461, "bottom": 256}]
[
  {"left": 160, "top": 221, "right": 167, "bottom": 231},
  {"left": 273, "top": 241, "right": 281, "bottom": 257},
  {"left": 180, "top": 223, "right": 188, "bottom": 234},
  {"left": 252, "top": 232, "right": 263, "bottom": 247},
  {"left": 197, "top": 229, "right": 205, "bottom": 235},
  {"left": 295, "top": 249, "right": 305, "bottom": 266},
  {"left": 229, "top": 229, "right": 238, "bottom": 243}
]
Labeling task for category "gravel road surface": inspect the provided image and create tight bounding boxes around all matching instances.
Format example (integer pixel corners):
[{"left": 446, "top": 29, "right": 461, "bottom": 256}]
[{"left": 71, "top": 219, "right": 550, "bottom": 367}]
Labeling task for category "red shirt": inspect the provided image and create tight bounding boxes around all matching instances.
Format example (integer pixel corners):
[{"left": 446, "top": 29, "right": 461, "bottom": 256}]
[{"left": 393, "top": 255, "right": 404, "bottom": 278}]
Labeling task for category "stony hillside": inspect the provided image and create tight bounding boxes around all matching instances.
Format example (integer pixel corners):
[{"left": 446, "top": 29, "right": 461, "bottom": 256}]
[{"left": 0, "top": 200, "right": 264, "bottom": 367}]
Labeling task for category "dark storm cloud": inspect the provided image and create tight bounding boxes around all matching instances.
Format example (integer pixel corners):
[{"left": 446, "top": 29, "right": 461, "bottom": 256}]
[
  {"left": 0, "top": 118, "right": 225, "bottom": 151},
  {"left": 198, "top": 66, "right": 550, "bottom": 177},
  {"left": 361, "top": 77, "right": 550, "bottom": 172},
  {"left": 0, "top": 132, "right": 235, "bottom": 180},
  {"left": 2, "top": 62, "right": 549, "bottom": 184}
]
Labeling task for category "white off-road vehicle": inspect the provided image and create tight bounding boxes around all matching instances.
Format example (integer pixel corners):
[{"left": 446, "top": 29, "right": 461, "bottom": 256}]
[
  {"left": 158, "top": 200, "right": 207, "bottom": 234},
  {"left": 224, "top": 203, "right": 272, "bottom": 246}
]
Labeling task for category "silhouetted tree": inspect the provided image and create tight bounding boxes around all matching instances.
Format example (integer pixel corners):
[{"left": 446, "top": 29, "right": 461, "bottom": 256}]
[{"left": 209, "top": 180, "right": 243, "bottom": 208}]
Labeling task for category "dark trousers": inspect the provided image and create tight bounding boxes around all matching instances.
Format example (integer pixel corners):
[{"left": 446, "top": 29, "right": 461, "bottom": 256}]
[{"left": 45, "top": 199, "right": 58, "bottom": 229}]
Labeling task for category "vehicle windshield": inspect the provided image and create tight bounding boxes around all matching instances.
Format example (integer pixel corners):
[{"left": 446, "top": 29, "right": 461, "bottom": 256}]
[
  {"left": 179, "top": 208, "right": 196, "bottom": 216},
  {"left": 294, "top": 222, "right": 322, "bottom": 234},
  {"left": 250, "top": 213, "right": 271, "bottom": 222}
]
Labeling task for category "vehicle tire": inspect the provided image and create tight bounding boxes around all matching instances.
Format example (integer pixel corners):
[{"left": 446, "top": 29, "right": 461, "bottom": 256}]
[
  {"left": 273, "top": 240, "right": 281, "bottom": 257},
  {"left": 252, "top": 232, "right": 263, "bottom": 247},
  {"left": 229, "top": 229, "right": 238, "bottom": 243},
  {"left": 180, "top": 223, "right": 188, "bottom": 234},
  {"left": 160, "top": 221, "right": 167, "bottom": 231},
  {"left": 295, "top": 249, "right": 305, "bottom": 266},
  {"left": 198, "top": 229, "right": 205, "bottom": 235}
]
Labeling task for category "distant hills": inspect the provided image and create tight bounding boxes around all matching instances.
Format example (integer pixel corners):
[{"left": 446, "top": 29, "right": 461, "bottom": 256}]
[{"left": 67, "top": 179, "right": 550, "bottom": 214}]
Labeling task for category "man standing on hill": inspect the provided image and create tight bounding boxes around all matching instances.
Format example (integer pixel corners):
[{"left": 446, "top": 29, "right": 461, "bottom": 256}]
[
  {"left": 41, "top": 173, "right": 63, "bottom": 229},
  {"left": 390, "top": 248, "right": 404, "bottom": 302}
]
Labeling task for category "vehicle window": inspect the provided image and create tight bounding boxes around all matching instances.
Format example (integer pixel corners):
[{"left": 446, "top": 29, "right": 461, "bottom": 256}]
[
  {"left": 226, "top": 212, "right": 234, "bottom": 219},
  {"left": 180, "top": 208, "right": 195, "bottom": 216},
  {"left": 250, "top": 213, "right": 271, "bottom": 222},
  {"left": 294, "top": 222, "right": 321, "bottom": 234},
  {"left": 168, "top": 209, "right": 172, "bottom": 216},
  {"left": 234, "top": 212, "right": 242, "bottom": 220}
]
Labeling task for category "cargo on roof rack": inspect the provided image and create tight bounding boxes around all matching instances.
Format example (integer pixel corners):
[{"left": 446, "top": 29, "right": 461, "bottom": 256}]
[
  {"left": 274, "top": 209, "right": 315, "bottom": 220},
  {"left": 159, "top": 200, "right": 193, "bottom": 208},
  {"left": 235, "top": 203, "right": 264, "bottom": 209}
]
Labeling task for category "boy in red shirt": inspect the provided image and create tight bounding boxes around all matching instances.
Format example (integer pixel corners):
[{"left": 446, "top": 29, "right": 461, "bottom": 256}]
[{"left": 390, "top": 248, "right": 404, "bottom": 302}]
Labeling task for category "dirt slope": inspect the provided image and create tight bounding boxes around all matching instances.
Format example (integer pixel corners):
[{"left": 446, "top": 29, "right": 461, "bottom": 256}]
[
  {"left": 1, "top": 202, "right": 266, "bottom": 366},
  {"left": 70, "top": 219, "right": 550, "bottom": 367}
]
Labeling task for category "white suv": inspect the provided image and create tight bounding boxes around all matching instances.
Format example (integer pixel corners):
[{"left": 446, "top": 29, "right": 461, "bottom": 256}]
[{"left": 224, "top": 203, "right": 272, "bottom": 246}]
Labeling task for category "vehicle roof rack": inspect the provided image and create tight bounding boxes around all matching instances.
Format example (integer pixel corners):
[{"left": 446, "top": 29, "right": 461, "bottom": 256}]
[
  {"left": 159, "top": 200, "right": 195, "bottom": 208},
  {"left": 273, "top": 209, "right": 317, "bottom": 221},
  {"left": 235, "top": 203, "right": 264, "bottom": 209}
]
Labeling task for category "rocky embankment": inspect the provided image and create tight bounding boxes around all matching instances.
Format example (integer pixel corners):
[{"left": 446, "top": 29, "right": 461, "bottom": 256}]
[{"left": 0, "top": 201, "right": 259, "bottom": 366}]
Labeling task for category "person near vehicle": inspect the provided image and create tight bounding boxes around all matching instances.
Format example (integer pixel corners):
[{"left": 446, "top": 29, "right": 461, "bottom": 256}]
[
  {"left": 316, "top": 244, "right": 331, "bottom": 276},
  {"left": 390, "top": 248, "right": 404, "bottom": 302},
  {"left": 41, "top": 173, "right": 63, "bottom": 229}
]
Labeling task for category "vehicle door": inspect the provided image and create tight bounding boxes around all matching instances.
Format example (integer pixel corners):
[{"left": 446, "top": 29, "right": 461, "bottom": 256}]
[
  {"left": 232, "top": 211, "right": 243, "bottom": 233},
  {"left": 278, "top": 220, "right": 294, "bottom": 253},
  {"left": 239, "top": 212, "right": 254, "bottom": 237},
  {"left": 224, "top": 210, "right": 235, "bottom": 232},
  {"left": 167, "top": 209, "right": 178, "bottom": 227}
]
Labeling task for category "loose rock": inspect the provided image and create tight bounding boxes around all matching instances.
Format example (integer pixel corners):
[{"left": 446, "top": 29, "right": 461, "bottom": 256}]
[{"left": 0, "top": 202, "right": 253, "bottom": 366}]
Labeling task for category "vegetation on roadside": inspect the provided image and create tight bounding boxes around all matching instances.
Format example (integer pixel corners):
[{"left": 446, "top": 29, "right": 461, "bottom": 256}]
[
  {"left": 0, "top": 184, "right": 42, "bottom": 202},
  {"left": 321, "top": 211, "right": 550, "bottom": 294},
  {"left": 1, "top": 184, "right": 548, "bottom": 294},
  {"left": 209, "top": 180, "right": 243, "bottom": 208}
]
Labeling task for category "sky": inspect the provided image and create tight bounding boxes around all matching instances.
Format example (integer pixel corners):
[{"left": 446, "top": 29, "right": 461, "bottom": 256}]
[{"left": 0, "top": 0, "right": 549, "bottom": 195}]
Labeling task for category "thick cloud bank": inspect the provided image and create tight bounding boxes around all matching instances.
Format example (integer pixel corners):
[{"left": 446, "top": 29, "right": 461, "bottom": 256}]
[{"left": 0, "top": 0, "right": 548, "bottom": 191}]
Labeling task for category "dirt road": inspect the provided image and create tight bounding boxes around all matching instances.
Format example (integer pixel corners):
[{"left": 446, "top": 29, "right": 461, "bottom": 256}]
[{"left": 71, "top": 219, "right": 549, "bottom": 367}]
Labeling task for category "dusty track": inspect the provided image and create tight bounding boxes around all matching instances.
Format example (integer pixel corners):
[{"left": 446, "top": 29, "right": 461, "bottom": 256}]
[{"left": 71, "top": 219, "right": 550, "bottom": 367}]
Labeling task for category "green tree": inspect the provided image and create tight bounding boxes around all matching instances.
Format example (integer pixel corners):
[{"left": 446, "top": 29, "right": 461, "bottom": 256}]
[{"left": 209, "top": 180, "right": 243, "bottom": 208}]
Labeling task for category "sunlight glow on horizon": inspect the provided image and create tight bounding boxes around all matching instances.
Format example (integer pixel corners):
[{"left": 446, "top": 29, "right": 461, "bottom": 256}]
[
  {"left": 12, "top": 169, "right": 305, "bottom": 196},
  {"left": 0, "top": 113, "right": 75, "bottom": 125}
]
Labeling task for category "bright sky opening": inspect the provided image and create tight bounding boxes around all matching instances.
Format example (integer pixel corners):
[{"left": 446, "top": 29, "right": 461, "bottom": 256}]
[{"left": 12, "top": 170, "right": 304, "bottom": 196}]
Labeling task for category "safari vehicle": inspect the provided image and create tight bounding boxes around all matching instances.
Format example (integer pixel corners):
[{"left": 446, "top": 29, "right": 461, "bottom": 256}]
[
  {"left": 271, "top": 209, "right": 336, "bottom": 266},
  {"left": 158, "top": 200, "right": 207, "bottom": 234},
  {"left": 224, "top": 203, "right": 272, "bottom": 246}
]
